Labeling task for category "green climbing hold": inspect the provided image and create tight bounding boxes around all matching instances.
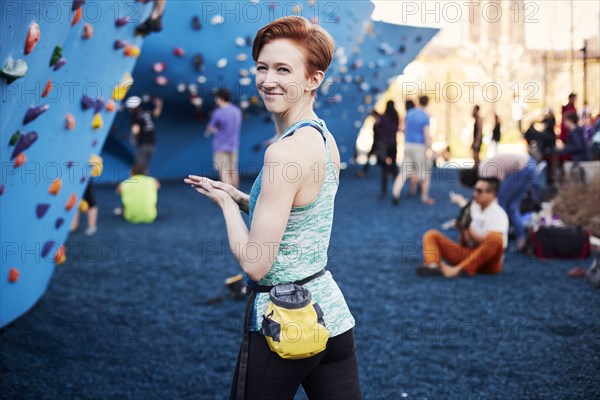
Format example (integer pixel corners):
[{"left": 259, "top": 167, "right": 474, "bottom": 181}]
[
  {"left": 0, "top": 58, "right": 28, "bottom": 84},
  {"left": 9, "top": 131, "right": 20, "bottom": 146},
  {"left": 49, "top": 46, "right": 63, "bottom": 67}
]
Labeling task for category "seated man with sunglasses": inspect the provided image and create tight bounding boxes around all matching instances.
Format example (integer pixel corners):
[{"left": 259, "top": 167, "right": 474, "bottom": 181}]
[{"left": 418, "top": 177, "right": 509, "bottom": 278}]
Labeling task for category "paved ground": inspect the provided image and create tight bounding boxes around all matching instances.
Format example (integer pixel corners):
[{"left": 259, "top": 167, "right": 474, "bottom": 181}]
[{"left": 1, "top": 167, "right": 599, "bottom": 399}]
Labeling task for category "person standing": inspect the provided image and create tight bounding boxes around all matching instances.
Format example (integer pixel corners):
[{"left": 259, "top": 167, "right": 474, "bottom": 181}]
[
  {"left": 487, "top": 113, "right": 501, "bottom": 158},
  {"left": 472, "top": 105, "right": 483, "bottom": 165},
  {"left": 126, "top": 96, "right": 163, "bottom": 172},
  {"left": 374, "top": 100, "right": 400, "bottom": 199},
  {"left": 186, "top": 16, "right": 361, "bottom": 399},
  {"left": 205, "top": 88, "right": 242, "bottom": 189},
  {"left": 392, "top": 95, "right": 435, "bottom": 205},
  {"left": 560, "top": 93, "right": 577, "bottom": 144}
]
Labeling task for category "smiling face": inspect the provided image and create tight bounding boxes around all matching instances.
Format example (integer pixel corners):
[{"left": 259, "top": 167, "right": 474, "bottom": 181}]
[{"left": 255, "top": 39, "right": 319, "bottom": 114}]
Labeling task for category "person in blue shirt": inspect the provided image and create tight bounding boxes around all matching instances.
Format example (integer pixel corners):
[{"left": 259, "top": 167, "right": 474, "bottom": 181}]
[
  {"left": 558, "top": 112, "right": 590, "bottom": 162},
  {"left": 392, "top": 95, "right": 436, "bottom": 205}
]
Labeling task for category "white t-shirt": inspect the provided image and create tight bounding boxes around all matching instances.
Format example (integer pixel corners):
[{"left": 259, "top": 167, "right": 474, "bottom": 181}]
[{"left": 469, "top": 200, "right": 509, "bottom": 248}]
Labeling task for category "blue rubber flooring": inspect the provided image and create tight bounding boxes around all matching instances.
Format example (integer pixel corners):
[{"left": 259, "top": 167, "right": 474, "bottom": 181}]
[{"left": 1, "top": 167, "right": 599, "bottom": 400}]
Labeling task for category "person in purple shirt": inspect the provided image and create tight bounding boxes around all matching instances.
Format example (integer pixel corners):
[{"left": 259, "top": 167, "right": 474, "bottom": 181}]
[{"left": 205, "top": 88, "right": 242, "bottom": 188}]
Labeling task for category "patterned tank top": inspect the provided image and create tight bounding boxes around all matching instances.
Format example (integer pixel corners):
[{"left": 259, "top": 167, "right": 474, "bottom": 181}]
[{"left": 247, "top": 119, "right": 355, "bottom": 337}]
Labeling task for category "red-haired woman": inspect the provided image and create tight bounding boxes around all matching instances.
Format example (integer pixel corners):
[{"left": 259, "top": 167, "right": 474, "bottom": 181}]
[{"left": 185, "top": 16, "right": 362, "bottom": 400}]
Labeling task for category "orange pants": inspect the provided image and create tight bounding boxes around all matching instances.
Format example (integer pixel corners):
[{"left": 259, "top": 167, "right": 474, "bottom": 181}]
[{"left": 422, "top": 229, "right": 504, "bottom": 276}]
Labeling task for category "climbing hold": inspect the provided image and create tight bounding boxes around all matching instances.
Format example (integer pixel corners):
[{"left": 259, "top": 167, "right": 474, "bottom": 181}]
[
  {"left": 66, "top": 161, "right": 74, "bottom": 168},
  {"left": 81, "top": 95, "right": 95, "bottom": 110},
  {"left": 54, "top": 245, "right": 66, "bottom": 265},
  {"left": 415, "top": 35, "right": 422, "bottom": 43},
  {"left": 82, "top": 23, "right": 93, "bottom": 39},
  {"left": 65, "top": 193, "right": 77, "bottom": 211},
  {"left": 239, "top": 77, "right": 251, "bottom": 86},
  {"left": 11, "top": 131, "right": 38, "bottom": 159},
  {"left": 197, "top": 76, "right": 207, "bottom": 84},
  {"left": 105, "top": 100, "right": 116, "bottom": 112},
  {"left": 53, "top": 57, "right": 67, "bottom": 71},
  {"left": 211, "top": 15, "right": 224, "bottom": 25},
  {"left": 48, "top": 178, "right": 62, "bottom": 195},
  {"left": 115, "top": 16, "right": 130, "bottom": 27},
  {"left": 1, "top": 58, "right": 28, "bottom": 84},
  {"left": 236, "top": 53, "right": 248, "bottom": 62},
  {"left": 55, "top": 218, "right": 64, "bottom": 229},
  {"left": 399, "top": 45, "right": 406, "bottom": 54},
  {"left": 235, "top": 37, "right": 245, "bottom": 47},
  {"left": 42, "top": 240, "right": 55, "bottom": 258},
  {"left": 65, "top": 114, "right": 75, "bottom": 130},
  {"left": 9, "top": 131, "right": 20, "bottom": 146},
  {"left": 49, "top": 46, "right": 62, "bottom": 66},
  {"left": 364, "top": 95, "right": 372, "bottom": 105},
  {"left": 79, "top": 199, "right": 89, "bottom": 212},
  {"left": 72, "top": 0, "right": 86, "bottom": 11},
  {"left": 152, "top": 62, "right": 165, "bottom": 73},
  {"left": 111, "top": 72, "right": 133, "bottom": 101},
  {"left": 94, "top": 97, "right": 105, "bottom": 113},
  {"left": 217, "top": 58, "right": 227, "bottom": 68},
  {"left": 13, "top": 154, "right": 27, "bottom": 168},
  {"left": 91, "top": 139, "right": 98, "bottom": 147},
  {"left": 192, "top": 16, "right": 201, "bottom": 30},
  {"left": 155, "top": 76, "right": 168, "bottom": 86},
  {"left": 308, "top": 0, "right": 316, "bottom": 6},
  {"left": 190, "top": 96, "right": 202, "bottom": 107},
  {"left": 193, "top": 54, "right": 204, "bottom": 72},
  {"left": 292, "top": 5, "right": 301, "bottom": 14},
  {"left": 114, "top": 39, "right": 127, "bottom": 49},
  {"left": 91, "top": 113, "right": 103, "bottom": 129},
  {"left": 173, "top": 47, "right": 185, "bottom": 57},
  {"left": 24, "top": 22, "right": 41, "bottom": 55},
  {"left": 246, "top": 35, "right": 253, "bottom": 46},
  {"left": 36, "top": 203, "right": 50, "bottom": 218},
  {"left": 23, "top": 105, "right": 48, "bottom": 125},
  {"left": 42, "top": 80, "right": 52, "bottom": 97},
  {"left": 124, "top": 45, "right": 140, "bottom": 57},
  {"left": 0, "top": 184, "right": 4, "bottom": 196},
  {"left": 8, "top": 268, "right": 20, "bottom": 283},
  {"left": 72, "top": 7, "right": 82, "bottom": 26},
  {"left": 80, "top": 176, "right": 86, "bottom": 183},
  {"left": 176, "top": 83, "right": 186, "bottom": 93}
]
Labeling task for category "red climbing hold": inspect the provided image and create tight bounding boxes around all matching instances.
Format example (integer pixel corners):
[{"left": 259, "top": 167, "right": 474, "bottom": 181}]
[
  {"left": 72, "top": 7, "right": 82, "bottom": 26},
  {"left": 14, "top": 154, "right": 27, "bottom": 168},
  {"left": 155, "top": 76, "right": 168, "bottom": 86},
  {"left": 36, "top": 203, "right": 50, "bottom": 218},
  {"left": 115, "top": 16, "right": 129, "bottom": 27},
  {"left": 65, "top": 114, "right": 75, "bottom": 130},
  {"left": 11, "top": 131, "right": 38, "bottom": 159},
  {"left": 23, "top": 104, "right": 49, "bottom": 125},
  {"left": 124, "top": 45, "right": 140, "bottom": 57},
  {"left": 24, "top": 22, "right": 41, "bottom": 55},
  {"left": 55, "top": 245, "right": 66, "bottom": 265},
  {"left": 48, "top": 178, "right": 62, "bottom": 195},
  {"left": 105, "top": 100, "right": 116, "bottom": 112},
  {"left": 65, "top": 193, "right": 77, "bottom": 211},
  {"left": 8, "top": 268, "right": 20, "bottom": 283},
  {"left": 173, "top": 47, "right": 185, "bottom": 57},
  {"left": 82, "top": 23, "right": 93, "bottom": 39},
  {"left": 42, "top": 80, "right": 52, "bottom": 97}
]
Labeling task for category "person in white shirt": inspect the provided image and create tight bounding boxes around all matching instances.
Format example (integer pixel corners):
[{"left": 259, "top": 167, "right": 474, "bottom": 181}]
[{"left": 418, "top": 177, "right": 509, "bottom": 278}]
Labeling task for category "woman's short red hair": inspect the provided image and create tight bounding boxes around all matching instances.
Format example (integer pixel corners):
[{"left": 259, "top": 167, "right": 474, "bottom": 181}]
[{"left": 252, "top": 16, "right": 335, "bottom": 77}]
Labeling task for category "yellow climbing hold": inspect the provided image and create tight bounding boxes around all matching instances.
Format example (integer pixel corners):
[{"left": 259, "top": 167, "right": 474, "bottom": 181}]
[
  {"left": 92, "top": 113, "right": 103, "bottom": 129},
  {"left": 124, "top": 45, "right": 141, "bottom": 57},
  {"left": 48, "top": 178, "right": 62, "bottom": 195},
  {"left": 111, "top": 72, "right": 133, "bottom": 101},
  {"left": 89, "top": 154, "right": 103, "bottom": 177},
  {"left": 79, "top": 199, "right": 89, "bottom": 212}
]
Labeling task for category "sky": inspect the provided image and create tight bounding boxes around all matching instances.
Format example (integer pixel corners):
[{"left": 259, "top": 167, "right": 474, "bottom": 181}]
[{"left": 371, "top": 0, "right": 600, "bottom": 50}]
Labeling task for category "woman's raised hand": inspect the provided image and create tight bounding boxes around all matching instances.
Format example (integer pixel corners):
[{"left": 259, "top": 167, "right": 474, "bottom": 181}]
[{"left": 185, "top": 175, "right": 237, "bottom": 209}]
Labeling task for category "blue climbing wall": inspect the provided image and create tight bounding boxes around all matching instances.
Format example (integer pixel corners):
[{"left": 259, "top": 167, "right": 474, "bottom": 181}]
[
  {"left": 0, "top": 0, "right": 152, "bottom": 328},
  {"left": 101, "top": 1, "right": 439, "bottom": 182}
]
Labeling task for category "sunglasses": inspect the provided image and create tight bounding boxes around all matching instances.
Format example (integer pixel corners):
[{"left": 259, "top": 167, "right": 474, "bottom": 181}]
[{"left": 473, "top": 188, "right": 490, "bottom": 194}]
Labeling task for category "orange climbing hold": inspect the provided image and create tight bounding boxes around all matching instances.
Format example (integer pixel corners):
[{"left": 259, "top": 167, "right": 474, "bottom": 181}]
[
  {"left": 105, "top": 100, "right": 115, "bottom": 112},
  {"left": 24, "top": 22, "right": 41, "bottom": 55},
  {"left": 82, "top": 23, "right": 93, "bottom": 39},
  {"left": 54, "top": 245, "right": 66, "bottom": 265},
  {"left": 42, "top": 80, "right": 52, "bottom": 97},
  {"left": 65, "top": 193, "right": 77, "bottom": 211},
  {"left": 124, "top": 45, "right": 140, "bottom": 57},
  {"left": 91, "top": 113, "right": 103, "bottom": 129},
  {"left": 8, "top": 267, "right": 20, "bottom": 283},
  {"left": 13, "top": 153, "right": 26, "bottom": 168},
  {"left": 48, "top": 178, "right": 62, "bottom": 195},
  {"left": 65, "top": 114, "right": 75, "bottom": 130},
  {"left": 72, "top": 7, "right": 82, "bottom": 26}
]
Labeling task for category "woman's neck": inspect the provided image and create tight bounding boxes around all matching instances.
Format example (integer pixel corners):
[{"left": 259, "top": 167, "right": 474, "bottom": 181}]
[{"left": 273, "top": 100, "right": 318, "bottom": 137}]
